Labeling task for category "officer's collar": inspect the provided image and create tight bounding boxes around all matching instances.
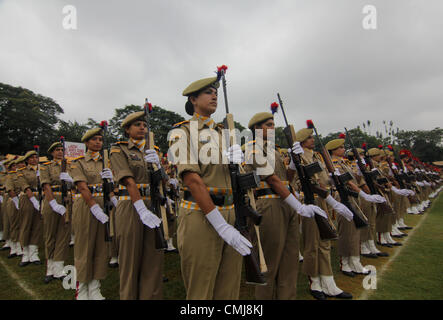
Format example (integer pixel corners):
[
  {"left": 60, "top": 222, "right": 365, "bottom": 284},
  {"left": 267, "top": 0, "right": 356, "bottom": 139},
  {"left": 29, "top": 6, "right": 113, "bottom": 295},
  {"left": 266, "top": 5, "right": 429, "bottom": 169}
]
[{"left": 192, "top": 112, "right": 216, "bottom": 129}]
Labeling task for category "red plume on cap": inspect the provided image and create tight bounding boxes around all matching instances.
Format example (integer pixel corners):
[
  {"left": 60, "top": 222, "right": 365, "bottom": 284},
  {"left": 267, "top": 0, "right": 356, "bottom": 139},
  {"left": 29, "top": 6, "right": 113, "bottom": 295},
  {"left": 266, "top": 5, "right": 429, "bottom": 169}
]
[
  {"left": 306, "top": 120, "right": 314, "bottom": 129},
  {"left": 33, "top": 145, "right": 39, "bottom": 149},
  {"left": 270, "top": 102, "right": 279, "bottom": 114},
  {"left": 217, "top": 65, "right": 228, "bottom": 72},
  {"left": 362, "top": 142, "right": 367, "bottom": 150},
  {"left": 387, "top": 145, "right": 393, "bottom": 151},
  {"left": 144, "top": 101, "right": 153, "bottom": 113},
  {"left": 378, "top": 144, "right": 383, "bottom": 149},
  {"left": 100, "top": 120, "right": 108, "bottom": 127},
  {"left": 339, "top": 133, "right": 346, "bottom": 139}
]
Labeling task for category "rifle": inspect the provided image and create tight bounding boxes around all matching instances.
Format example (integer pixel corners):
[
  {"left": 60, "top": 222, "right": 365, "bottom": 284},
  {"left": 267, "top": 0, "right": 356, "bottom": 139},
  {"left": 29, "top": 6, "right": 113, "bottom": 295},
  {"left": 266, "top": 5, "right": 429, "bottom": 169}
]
[
  {"left": 275, "top": 95, "right": 337, "bottom": 240},
  {"left": 34, "top": 145, "right": 43, "bottom": 215},
  {"left": 360, "top": 143, "right": 395, "bottom": 214},
  {"left": 99, "top": 121, "right": 113, "bottom": 242},
  {"left": 144, "top": 99, "right": 168, "bottom": 250},
  {"left": 218, "top": 65, "right": 267, "bottom": 285},
  {"left": 60, "top": 136, "right": 70, "bottom": 224},
  {"left": 310, "top": 124, "right": 368, "bottom": 228}
]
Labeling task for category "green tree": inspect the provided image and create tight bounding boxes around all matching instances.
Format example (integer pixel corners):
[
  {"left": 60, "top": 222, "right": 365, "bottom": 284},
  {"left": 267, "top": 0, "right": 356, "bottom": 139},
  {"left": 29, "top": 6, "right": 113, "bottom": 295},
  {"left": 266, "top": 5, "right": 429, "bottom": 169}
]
[
  {"left": 0, "top": 82, "right": 64, "bottom": 155},
  {"left": 55, "top": 120, "right": 89, "bottom": 144}
]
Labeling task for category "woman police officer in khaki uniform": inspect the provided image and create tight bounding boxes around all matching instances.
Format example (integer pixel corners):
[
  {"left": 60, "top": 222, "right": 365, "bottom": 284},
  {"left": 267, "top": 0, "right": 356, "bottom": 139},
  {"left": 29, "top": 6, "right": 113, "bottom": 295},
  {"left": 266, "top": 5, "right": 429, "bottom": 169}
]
[
  {"left": 169, "top": 76, "right": 252, "bottom": 300},
  {"left": 69, "top": 127, "right": 117, "bottom": 300},
  {"left": 325, "top": 138, "right": 386, "bottom": 277},
  {"left": 16, "top": 150, "right": 43, "bottom": 266},
  {"left": 40, "top": 142, "right": 73, "bottom": 283},
  {"left": 109, "top": 111, "right": 164, "bottom": 300}
]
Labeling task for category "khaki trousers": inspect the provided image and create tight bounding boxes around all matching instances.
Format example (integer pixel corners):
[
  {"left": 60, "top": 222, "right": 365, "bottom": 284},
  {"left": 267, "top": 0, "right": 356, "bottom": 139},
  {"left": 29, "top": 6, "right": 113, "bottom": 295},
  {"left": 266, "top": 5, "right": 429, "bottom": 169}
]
[
  {"left": 6, "top": 199, "right": 20, "bottom": 242},
  {"left": 301, "top": 198, "right": 333, "bottom": 277},
  {"left": 254, "top": 198, "right": 299, "bottom": 300},
  {"left": 18, "top": 194, "right": 42, "bottom": 246},
  {"left": 72, "top": 197, "right": 109, "bottom": 283},
  {"left": 337, "top": 198, "right": 362, "bottom": 257},
  {"left": 177, "top": 206, "right": 242, "bottom": 300},
  {"left": 359, "top": 198, "right": 376, "bottom": 242},
  {"left": 115, "top": 200, "right": 164, "bottom": 300},
  {"left": 42, "top": 196, "right": 71, "bottom": 261}
]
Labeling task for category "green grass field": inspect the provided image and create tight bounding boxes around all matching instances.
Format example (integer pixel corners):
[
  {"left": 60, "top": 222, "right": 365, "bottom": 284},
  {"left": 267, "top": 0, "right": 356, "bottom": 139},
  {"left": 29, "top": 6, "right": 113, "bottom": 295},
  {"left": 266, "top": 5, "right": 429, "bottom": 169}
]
[{"left": 0, "top": 193, "right": 441, "bottom": 300}]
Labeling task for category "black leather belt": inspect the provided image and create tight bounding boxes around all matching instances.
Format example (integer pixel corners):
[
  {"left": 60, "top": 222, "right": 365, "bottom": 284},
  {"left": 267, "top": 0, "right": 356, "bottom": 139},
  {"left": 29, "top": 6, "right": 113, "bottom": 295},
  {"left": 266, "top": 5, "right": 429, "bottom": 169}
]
[
  {"left": 118, "top": 186, "right": 151, "bottom": 197},
  {"left": 184, "top": 190, "right": 234, "bottom": 207},
  {"left": 255, "top": 186, "right": 291, "bottom": 198}
]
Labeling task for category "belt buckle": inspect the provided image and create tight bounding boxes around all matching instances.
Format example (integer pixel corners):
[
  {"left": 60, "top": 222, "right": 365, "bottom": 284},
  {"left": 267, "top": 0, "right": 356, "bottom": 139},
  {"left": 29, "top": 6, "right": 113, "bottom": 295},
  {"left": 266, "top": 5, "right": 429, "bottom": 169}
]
[{"left": 224, "top": 194, "right": 233, "bottom": 206}]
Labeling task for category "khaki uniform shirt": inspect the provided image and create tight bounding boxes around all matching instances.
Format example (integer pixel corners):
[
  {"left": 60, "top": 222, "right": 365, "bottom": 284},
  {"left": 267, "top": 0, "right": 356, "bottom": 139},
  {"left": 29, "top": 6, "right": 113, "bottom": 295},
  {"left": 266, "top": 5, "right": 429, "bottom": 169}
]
[
  {"left": 171, "top": 113, "right": 231, "bottom": 190},
  {"left": 17, "top": 165, "right": 39, "bottom": 192},
  {"left": 69, "top": 153, "right": 103, "bottom": 186},
  {"left": 110, "top": 140, "right": 150, "bottom": 185},
  {"left": 40, "top": 160, "right": 63, "bottom": 187},
  {"left": 5, "top": 170, "right": 22, "bottom": 194}
]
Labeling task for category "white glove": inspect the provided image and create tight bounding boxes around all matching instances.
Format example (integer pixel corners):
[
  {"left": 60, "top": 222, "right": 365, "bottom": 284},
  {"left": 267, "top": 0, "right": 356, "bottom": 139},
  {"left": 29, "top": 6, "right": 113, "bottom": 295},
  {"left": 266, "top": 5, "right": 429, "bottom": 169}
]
[
  {"left": 361, "top": 158, "right": 366, "bottom": 165},
  {"left": 0, "top": 195, "right": 3, "bottom": 204},
  {"left": 225, "top": 144, "right": 244, "bottom": 164},
  {"left": 406, "top": 189, "right": 415, "bottom": 196},
  {"left": 133, "top": 199, "right": 161, "bottom": 228},
  {"left": 325, "top": 195, "right": 353, "bottom": 221},
  {"left": 36, "top": 170, "right": 40, "bottom": 177},
  {"left": 111, "top": 196, "right": 118, "bottom": 208},
  {"left": 414, "top": 168, "right": 420, "bottom": 173},
  {"left": 359, "top": 190, "right": 386, "bottom": 203},
  {"left": 144, "top": 149, "right": 160, "bottom": 166},
  {"left": 206, "top": 207, "right": 252, "bottom": 256},
  {"left": 288, "top": 142, "right": 304, "bottom": 170},
  {"left": 49, "top": 199, "right": 66, "bottom": 216},
  {"left": 100, "top": 168, "right": 114, "bottom": 182},
  {"left": 90, "top": 204, "right": 109, "bottom": 224},
  {"left": 11, "top": 196, "right": 19, "bottom": 210},
  {"left": 416, "top": 181, "right": 424, "bottom": 187},
  {"left": 284, "top": 193, "right": 328, "bottom": 219},
  {"left": 391, "top": 186, "right": 410, "bottom": 197},
  {"left": 392, "top": 164, "right": 398, "bottom": 170},
  {"left": 168, "top": 178, "right": 178, "bottom": 189},
  {"left": 424, "top": 181, "right": 431, "bottom": 187},
  {"left": 29, "top": 196, "right": 40, "bottom": 211},
  {"left": 59, "top": 172, "right": 73, "bottom": 183}
]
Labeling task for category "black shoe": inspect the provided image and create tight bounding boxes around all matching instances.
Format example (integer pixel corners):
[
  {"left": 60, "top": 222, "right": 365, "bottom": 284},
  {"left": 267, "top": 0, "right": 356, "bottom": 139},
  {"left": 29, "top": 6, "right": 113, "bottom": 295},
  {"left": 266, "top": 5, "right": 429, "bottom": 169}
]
[
  {"left": 403, "top": 226, "right": 413, "bottom": 230},
  {"left": 361, "top": 253, "right": 378, "bottom": 259},
  {"left": 44, "top": 275, "right": 54, "bottom": 284},
  {"left": 108, "top": 263, "right": 119, "bottom": 268},
  {"left": 354, "top": 270, "right": 371, "bottom": 276},
  {"left": 69, "top": 243, "right": 74, "bottom": 248},
  {"left": 327, "top": 291, "right": 353, "bottom": 299},
  {"left": 0, "top": 246, "right": 10, "bottom": 251},
  {"left": 32, "top": 260, "right": 42, "bottom": 265},
  {"left": 163, "top": 276, "right": 169, "bottom": 283},
  {"left": 0, "top": 239, "right": 5, "bottom": 243},
  {"left": 19, "top": 261, "right": 30, "bottom": 267},
  {"left": 7, "top": 253, "right": 17, "bottom": 259},
  {"left": 397, "top": 226, "right": 406, "bottom": 230},
  {"left": 310, "top": 290, "right": 327, "bottom": 300},
  {"left": 377, "top": 242, "right": 393, "bottom": 248},
  {"left": 53, "top": 275, "right": 66, "bottom": 281},
  {"left": 392, "top": 234, "right": 403, "bottom": 238},
  {"left": 341, "top": 270, "right": 355, "bottom": 277},
  {"left": 391, "top": 242, "right": 402, "bottom": 246},
  {"left": 165, "top": 248, "right": 179, "bottom": 254},
  {"left": 376, "top": 252, "right": 389, "bottom": 257}
]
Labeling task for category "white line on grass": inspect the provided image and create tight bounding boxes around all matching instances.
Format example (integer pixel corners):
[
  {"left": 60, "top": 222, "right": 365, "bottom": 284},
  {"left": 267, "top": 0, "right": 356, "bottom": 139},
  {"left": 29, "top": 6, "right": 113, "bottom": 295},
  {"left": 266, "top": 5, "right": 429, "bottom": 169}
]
[
  {"left": 358, "top": 196, "right": 439, "bottom": 300},
  {"left": 0, "top": 257, "right": 39, "bottom": 300}
]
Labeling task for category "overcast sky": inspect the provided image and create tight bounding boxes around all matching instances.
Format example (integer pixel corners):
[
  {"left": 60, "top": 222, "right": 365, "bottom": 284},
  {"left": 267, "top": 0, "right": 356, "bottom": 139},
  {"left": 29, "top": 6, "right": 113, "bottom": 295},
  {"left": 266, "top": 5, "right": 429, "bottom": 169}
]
[{"left": 1, "top": 0, "right": 442, "bottom": 136}]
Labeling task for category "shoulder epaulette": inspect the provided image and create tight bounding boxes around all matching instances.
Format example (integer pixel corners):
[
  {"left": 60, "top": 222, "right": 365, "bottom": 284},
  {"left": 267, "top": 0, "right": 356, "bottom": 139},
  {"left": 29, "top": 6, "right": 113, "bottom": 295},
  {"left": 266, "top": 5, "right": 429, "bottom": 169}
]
[
  {"left": 43, "top": 161, "right": 52, "bottom": 165},
  {"left": 247, "top": 140, "right": 256, "bottom": 145},
  {"left": 112, "top": 141, "right": 128, "bottom": 148},
  {"left": 332, "top": 159, "right": 339, "bottom": 163},
  {"left": 172, "top": 120, "right": 190, "bottom": 128},
  {"left": 8, "top": 171, "right": 16, "bottom": 174},
  {"left": 72, "top": 156, "right": 85, "bottom": 161},
  {"left": 17, "top": 167, "right": 26, "bottom": 171}
]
